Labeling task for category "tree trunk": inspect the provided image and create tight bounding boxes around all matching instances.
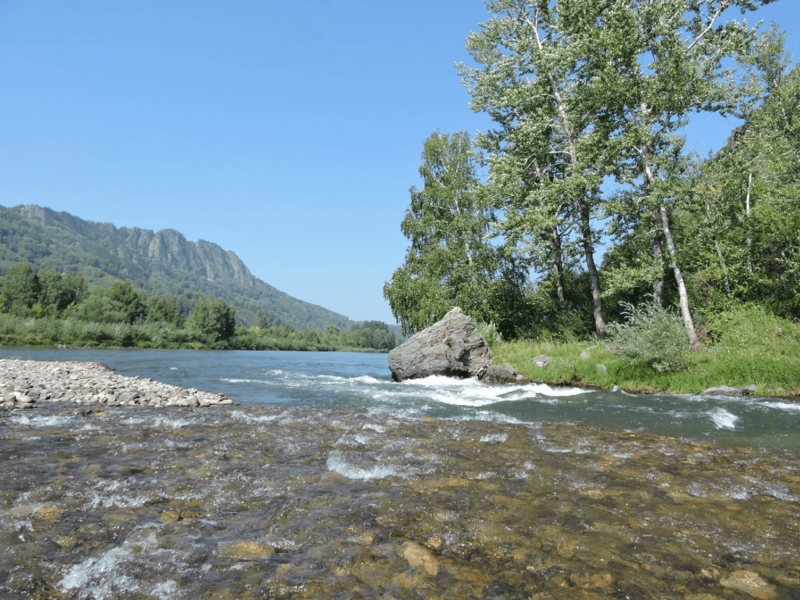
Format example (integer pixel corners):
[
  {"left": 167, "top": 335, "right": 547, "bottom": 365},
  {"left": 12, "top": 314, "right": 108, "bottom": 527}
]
[
  {"left": 705, "top": 202, "right": 732, "bottom": 300},
  {"left": 551, "top": 225, "right": 565, "bottom": 305},
  {"left": 643, "top": 163, "right": 665, "bottom": 305},
  {"left": 746, "top": 173, "right": 754, "bottom": 274},
  {"left": 650, "top": 211, "right": 665, "bottom": 305},
  {"left": 659, "top": 205, "right": 698, "bottom": 348},
  {"left": 579, "top": 200, "right": 606, "bottom": 339}
]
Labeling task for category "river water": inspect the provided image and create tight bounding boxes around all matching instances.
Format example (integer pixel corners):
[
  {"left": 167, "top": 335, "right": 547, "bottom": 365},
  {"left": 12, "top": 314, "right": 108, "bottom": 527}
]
[
  {"left": 1, "top": 349, "right": 799, "bottom": 598},
  {"left": 1, "top": 348, "right": 799, "bottom": 448}
]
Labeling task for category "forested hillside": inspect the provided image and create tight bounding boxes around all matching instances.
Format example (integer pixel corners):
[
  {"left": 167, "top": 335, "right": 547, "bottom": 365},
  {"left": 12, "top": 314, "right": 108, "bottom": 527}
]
[{"left": 0, "top": 204, "right": 351, "bottom": 331}]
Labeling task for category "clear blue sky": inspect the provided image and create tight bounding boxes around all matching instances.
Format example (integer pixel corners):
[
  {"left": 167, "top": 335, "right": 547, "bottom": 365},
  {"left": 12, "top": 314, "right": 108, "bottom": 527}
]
[{"left": 1, "top": 1, "right": 798, "bottom": 324}]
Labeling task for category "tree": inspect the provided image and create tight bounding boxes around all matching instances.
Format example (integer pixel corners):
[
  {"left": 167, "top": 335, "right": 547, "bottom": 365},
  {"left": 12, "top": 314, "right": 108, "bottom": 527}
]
[
  {"left": 146, "top": 296, "right": 184, "bottom": 327},
  {"left": 187, "top": 295, "right": 236, "bottom": 342},
  {"left": 0, "top": 263, "right": 40, "bottom": 315},
  {"left": 37, "top": 270, "right": 88, "bottom": 315},
  {"left": 384, "top": 130, "right": 520, "bottom": 336},
  {"left": 679, "top": 66, "right": 800, "bottom": 318},
  {"left": 459, "top": 0, "right": 612, "bottom": 338},
  {"left": 584, "top": 0, "right": 781, "bottom": 347},
  {"left": 106, "top": 281, "right": 146, "bottom": 324}
]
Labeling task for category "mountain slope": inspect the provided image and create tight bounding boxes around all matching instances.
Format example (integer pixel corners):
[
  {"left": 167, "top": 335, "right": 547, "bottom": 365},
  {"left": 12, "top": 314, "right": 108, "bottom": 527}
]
[{"left": 0, "top": 204, "right": 352, "bottom": 330}]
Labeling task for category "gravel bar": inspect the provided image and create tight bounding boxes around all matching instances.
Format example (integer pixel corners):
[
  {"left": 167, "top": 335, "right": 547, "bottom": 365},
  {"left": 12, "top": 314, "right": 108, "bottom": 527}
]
[{"left": 0, "top": 359, "right": 232, "bottom": 409}]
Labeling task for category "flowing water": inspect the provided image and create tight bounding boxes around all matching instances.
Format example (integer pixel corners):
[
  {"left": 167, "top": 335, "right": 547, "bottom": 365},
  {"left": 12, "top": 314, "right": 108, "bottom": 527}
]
[
  {"left": 1, "top": 348, "right": 799, "bottom": 447},
  {"left": 1, "top": 349, "right": 799, "bottom": 598}
]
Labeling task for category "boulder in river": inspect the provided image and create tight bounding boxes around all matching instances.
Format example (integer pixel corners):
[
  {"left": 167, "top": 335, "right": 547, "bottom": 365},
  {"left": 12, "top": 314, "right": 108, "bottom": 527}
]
[
  {"left": 481, "top": 363, "right": 530, "bottom": 385},
  {"left": 388, "top": 307, "right": 493, "bottom": 382}
]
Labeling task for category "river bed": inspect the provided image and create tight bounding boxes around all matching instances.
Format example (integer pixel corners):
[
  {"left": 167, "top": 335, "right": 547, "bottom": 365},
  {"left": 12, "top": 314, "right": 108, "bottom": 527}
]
[
  {"left": 1, "top": 350, "right": 799, "bottom": 598},
  {"left": 2, "top": 404, "right": 800, "bottom": 599}
]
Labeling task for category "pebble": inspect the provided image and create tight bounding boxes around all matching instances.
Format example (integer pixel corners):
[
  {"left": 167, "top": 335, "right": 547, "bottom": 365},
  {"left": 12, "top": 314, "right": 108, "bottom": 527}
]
[{"left": 0, "top": 359, "right": 232, "bottom": 409}]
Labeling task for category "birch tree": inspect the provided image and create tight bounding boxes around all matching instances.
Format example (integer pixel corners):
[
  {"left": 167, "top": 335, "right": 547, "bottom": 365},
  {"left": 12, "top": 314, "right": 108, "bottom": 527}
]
[
  {"left": 384, "top": 131, "right": 516, "bottom": 335},
  {"left": 585, "top": 0, "right": 779, "bottom": 347},
  {"left": 460, "top": 0, "right": 613, "bottom": 338}
]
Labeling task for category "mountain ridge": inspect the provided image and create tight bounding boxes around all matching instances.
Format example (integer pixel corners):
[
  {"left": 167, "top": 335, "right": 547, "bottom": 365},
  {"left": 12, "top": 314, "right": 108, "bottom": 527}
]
[{"left": 0, "top": 203, "right": 354, "bottom": 331}]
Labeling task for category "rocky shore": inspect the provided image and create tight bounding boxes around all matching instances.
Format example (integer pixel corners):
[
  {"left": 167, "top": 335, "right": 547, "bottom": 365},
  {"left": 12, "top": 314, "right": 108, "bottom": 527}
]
[{"left": 0, "top": 359, "right": 232, "bottom": 409}]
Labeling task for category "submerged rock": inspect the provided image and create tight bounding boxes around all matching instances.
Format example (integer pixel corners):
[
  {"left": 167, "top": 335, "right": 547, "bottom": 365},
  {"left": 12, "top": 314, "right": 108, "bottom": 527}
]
[{"left": 388, "top": 307, "right": 492, "bottom": 382}]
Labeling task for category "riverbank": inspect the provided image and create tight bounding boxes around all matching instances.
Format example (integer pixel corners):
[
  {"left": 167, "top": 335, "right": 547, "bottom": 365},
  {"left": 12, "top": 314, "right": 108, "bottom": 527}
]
[
  {"left": 496, "top": 339, "right": 800, "bottom": 399},
  {"left": 2, "top": 404, "right": 799, "bottom": 598},
  {"left": 0, "top": 359, "right": 232, "bottom": 409}
]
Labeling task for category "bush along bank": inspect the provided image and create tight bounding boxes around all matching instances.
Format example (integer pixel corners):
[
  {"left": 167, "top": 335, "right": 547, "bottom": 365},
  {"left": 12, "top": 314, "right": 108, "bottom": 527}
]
[{"left": 491, "top": 304, "right": 800, "bottom": 398}]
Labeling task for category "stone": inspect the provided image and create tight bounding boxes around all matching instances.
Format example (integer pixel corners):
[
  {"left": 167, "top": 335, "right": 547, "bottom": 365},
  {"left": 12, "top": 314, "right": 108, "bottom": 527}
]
[
  {"left": 532, "top": 355, "right": 551, "bottom": 368},
  {"left": 387, "top": 307, "right": 492, "bottom": 382},
  {"left": 403, "top": 542, "right": 438, "bottom": 575},
  {"left": 480, "top": 363, "right": 530, "bottom": 385},
  {"left": 0, "top": 359, "right": 232, "bottom": 410},
  {"left": 581, "top": 351, "right": 591, "bottom": 361},
  {"left": 596, "top": 364, "right": 608, "bottom": 375},
  {"left": 702, "top": 385, "right": 748, "bottom": 396},
  {"left": 218, "top": 540, "right": 276, "bottom": 561},
  {"left": 720, "top": 570, "right": 776, "bottom": 600}
]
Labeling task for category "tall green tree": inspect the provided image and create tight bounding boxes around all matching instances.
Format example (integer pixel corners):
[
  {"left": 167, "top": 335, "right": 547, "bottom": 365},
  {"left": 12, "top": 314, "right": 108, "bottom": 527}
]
[
  {"left": 106, "top": 281, "right": 147, "bottom": 324},
  {"left": 384, "top": 130, "right": 520, "bottom": 336},
  {"left": 459, "top": 0, "right": 613, "bottom": 338},
  {"left": 679, "top": 66, "right": 800, "bottom": 318},
  {"left": 585, "top": 0, "right": 780, "bottom": 346},
  {"left": 146, "top": 296, "right": 184, "bottom": 327},
  {"left": 188, "top": 295, "right": 236, "bottom": 342},
  {"left": 0, "top": 263, "right": 40, "bottom": 315},
  {"left": 38, "top": 270, "right": 88, "bottom": 315}
]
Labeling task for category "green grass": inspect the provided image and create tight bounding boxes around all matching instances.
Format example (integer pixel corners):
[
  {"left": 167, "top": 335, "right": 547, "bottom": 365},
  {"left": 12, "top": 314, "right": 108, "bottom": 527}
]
[{"left": 493, "top": 306, "right": 800, "bottom": 397}]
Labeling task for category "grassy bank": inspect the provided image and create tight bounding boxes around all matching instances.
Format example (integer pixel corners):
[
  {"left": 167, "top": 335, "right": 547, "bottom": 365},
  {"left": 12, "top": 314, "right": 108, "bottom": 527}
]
[{"left": 494, "top": 306, "right": 800, "bottom": 397}]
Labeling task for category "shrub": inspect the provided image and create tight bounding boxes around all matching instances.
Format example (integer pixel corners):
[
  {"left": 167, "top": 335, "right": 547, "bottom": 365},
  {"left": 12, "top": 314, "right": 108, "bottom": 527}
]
[
  {"left": 476, "top": 321, "right": 503, "bottom": 349},
  {"left": 606, "top": 301, "right": 691, "bottom": 372}
]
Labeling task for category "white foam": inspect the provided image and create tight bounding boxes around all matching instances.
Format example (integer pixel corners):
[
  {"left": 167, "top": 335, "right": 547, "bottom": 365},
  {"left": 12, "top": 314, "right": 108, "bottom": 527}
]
[
  {"left": 394, "top": 377, "right": 589, "bottom": 408},
  {"left": 709, "top": 408, "right": 739, "bottom": 430},
  {"left": 326, "top": 453, "right": 399, "bottom": 480},
  {"left": 11, "top": 415, "right": 74, "bottom": 427},
  {"left": 350, "top": 376, "right": 382, "bottom": 384},
  {"left": 230, "top": 410, "right": 280, "bottom": 423},
  {"left": 59, "top": 530, "right": 158, "bottom": 600},
  {"left": 480, "top": 433, "right": 508, "bottom": 443},
  {"left": 362, "top": 423, "right": 386, "bottom": 433},
  {"left": 761, "top": 402, "right": 800, "bottom": 412}
]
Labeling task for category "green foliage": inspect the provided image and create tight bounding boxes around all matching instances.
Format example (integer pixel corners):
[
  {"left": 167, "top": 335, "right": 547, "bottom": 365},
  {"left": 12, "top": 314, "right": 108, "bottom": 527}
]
[
  {"left": 383, "top": 130, "right": 525, "bottom": 337},
  {"left": 106, "top": 281, "right": 146, "bottom": 324},
  {"left": 606, "top": 301, "right": 692, "bottom": 372},
  {"left": 147, "top": 296, "right": 184, "bottom": 327},
  {"left": 0, "top": 262, "right": 397, "bottom": 352},
  {"left": 187, "top": 295, "right": 236, "bottom": 342},
  {"left": 475, "top": 321, "right": 503, "bottom": 350},
  {"left": 0, "top": 263, "right": 40, "bottom": 315},
  {"left": 706, "top": 304, "right": 800, "bottom": 359}
]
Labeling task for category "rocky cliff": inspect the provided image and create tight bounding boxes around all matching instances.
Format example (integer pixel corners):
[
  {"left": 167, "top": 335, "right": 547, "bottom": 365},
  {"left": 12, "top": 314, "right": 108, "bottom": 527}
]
[{"left": 0, "top": 204, "right": 351, "bottom": 330}]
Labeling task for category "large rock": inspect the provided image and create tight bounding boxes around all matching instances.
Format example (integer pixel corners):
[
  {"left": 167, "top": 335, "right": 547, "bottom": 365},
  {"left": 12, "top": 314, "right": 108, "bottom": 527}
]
[
  {"left": 388, "top": 308, "right": 493, "bottom": 382},
  {"left": 481, "top": 363, "right": 530, "bottom": 385}
]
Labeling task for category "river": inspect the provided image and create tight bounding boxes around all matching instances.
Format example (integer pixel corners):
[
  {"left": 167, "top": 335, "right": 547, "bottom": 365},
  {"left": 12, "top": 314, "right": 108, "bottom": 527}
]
[
  {"left": 1, "top": 348, "right": 798, "bottom": 447},
  {"left": 1, "top": 349, "right": 799, "bottom": 598}
]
